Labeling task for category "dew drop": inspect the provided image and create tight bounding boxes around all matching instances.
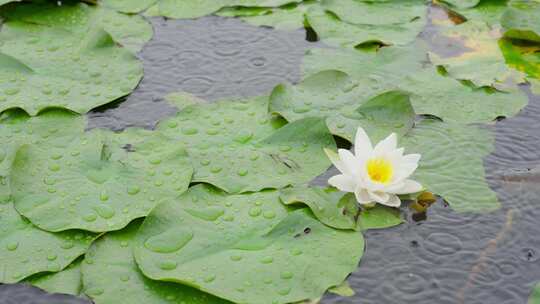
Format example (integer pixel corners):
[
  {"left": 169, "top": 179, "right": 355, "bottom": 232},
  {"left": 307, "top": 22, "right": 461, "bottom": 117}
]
[
  {"left": 280, "top": 271, "right": 293, "bottom": 279},
  {"left": 249, "top": 206, "right": 262, "bottom": 217},
  {"left": 159, "top": 260, "right": 178, "bottom": 270},
  {"left": 49, "top": 163, "right": 61, "bottom": 172},
  {"left": 204, "top": 274, "right": 216, "bottom": 283},
  {"left": 210, "top": 166, "right": 222, "bottom": 173},
  {"left": 83, "top": 213, "right": 97, "bottom": 222},
  {"left": 145, "top": 228, "right": 193, "bottom": 253},
  {"left": 263, "top": 211, "right": 276, "bottom": 219},
  {"left": 47, "top": 253, "right": 58, "bottom": 261},
  {"left": 6, "top": 241, "right": 18, "bottom": 251},
  {"left": 230, "top": 255, "right": 242, "bottom": 261},
  {"left": 99, "top": 191, "right": 109, "bottom": 202},
  {"left": 120, "top": 274, "right": 130, "bottom": 282},
  {"left": 237, "top": 168, "right": 248, "bottom": 176},
  {"left": 260, "top": 256, "right": 273, "bottom": 264},
  {"left": 127, "top": 185, "right": 140, "bottom": 195},
  {"left": 94, "top": 205, "right": 115, "bottom": 219},
  {"left": 181, "top": 127, "right": 198, "bottom": 135},
  {"left": 278, "top": 287, "right": 291, "bottom": 295}
]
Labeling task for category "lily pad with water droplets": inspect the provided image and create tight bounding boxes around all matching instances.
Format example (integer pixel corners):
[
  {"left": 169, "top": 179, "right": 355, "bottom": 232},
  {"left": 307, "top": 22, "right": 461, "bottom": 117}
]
[
  {"left": 26, "top": 259, "right": 83, "bottom": 296},
  {"left": 402, "top": 119, "right": 500, "bottom": 212},
  {"left": 306, "top": 2, "right": 427, "bottom": 48},
  {"left": 0, "top": 5, "right": 143, "bottom": 115},
  {"left": 134, "top": 184, "right": 364, "bottom": 304},
  {"left": 82, "top": 220, "right": 231, "bottom": 304},
  {"left": 1, "top": 1, "right": 153, "bottom": 54},
  {"left": 429, "top": 21, "right": 527, "bottom": 89},
  {"left": 11, "top": 128, "right": 193, "bottom": 232},
  {"left": 0, "top": 201, "right": 96, "bottom": 284},
  {"left": 217, "top": 0, "right": 319, "bottom": 30},
  {"left": 502, "top": 0, "right": 540, "bottom": 43},
  {"left": 0, "top": 109, "right": 87, "bottom": 203},
  {"left": 157, "top": 96, "right": 335, "bottom": 194},
  {"left": 301, "top": 44, "right": 529, "bottom": 124}
]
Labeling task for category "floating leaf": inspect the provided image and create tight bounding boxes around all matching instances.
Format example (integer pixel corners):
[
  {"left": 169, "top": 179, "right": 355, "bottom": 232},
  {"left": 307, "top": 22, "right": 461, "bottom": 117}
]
[
  {"left": 306, "top": 1, "right": 427, "bottom": 48},
  {"left": 82, "top": 220, "right": 231, "bottom": 304},
  {"left": 429, "top": 21, "right": 527, "bottom": 88},
  {"left": 134, "top": 185, "right": 364, "bottom": 304},
  {"left": 157, "top": 96, "right": 335, "bottom": 193},
  {"left": 302, "top": 44, "right": 529, "bottom": 123},
  {"left": 326, "top": 90, "right": 416, "bottom": 143},
  {"left": 0, "top": 201, "right": 96, "bottom": 284},
  {"left": 402, "top": 119, "right": 500, "bottom": 212},
  {"left": 0, "top": 4, "right": 143, "bottom": 115},
  {"left": 279, "top": 185, "right": 402, "bottom": 230},
  {"left": 2, "top": 1, "right": 153, "bottom": 53},
  {"left": 441, "top": 0, "right": 508, "bottom": 26},
  {"left": 502, "top": 0, "right": 540, "bottom": 43},
  {"left": 26, "top": 260, "right": 83, "bottom": 296},
  {"left": 11, "top": 128, "right": 193, "bottom": 232},
  {"left": 279, "top": 186, "right": 359, "bottom": 230},
  {"left": 100, "top": 0, "right": 157, "bottom": 14},
  {"left": 441, "top": 0, "right": 481, "bottom": 9},
  {"left": 217, "top": 0, "right": 318, "bottom": 30}
]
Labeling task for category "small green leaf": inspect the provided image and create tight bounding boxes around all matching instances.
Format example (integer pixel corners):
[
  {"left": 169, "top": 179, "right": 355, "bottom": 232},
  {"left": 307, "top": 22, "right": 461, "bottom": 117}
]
[
  {"left": 529, "top": 282, "right": 540, "bottom": 304},
  {"left": 134, "top": 185, "right": 364, "bottom": 304},
  {"left": 502, "top": 0, "right": 540, "bottom": 43}
]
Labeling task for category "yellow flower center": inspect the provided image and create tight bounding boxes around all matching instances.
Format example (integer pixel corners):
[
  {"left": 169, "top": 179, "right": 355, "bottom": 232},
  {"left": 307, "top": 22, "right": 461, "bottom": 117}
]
[{"left": 366, "top": 158, "right": 393, "bottom": 184}]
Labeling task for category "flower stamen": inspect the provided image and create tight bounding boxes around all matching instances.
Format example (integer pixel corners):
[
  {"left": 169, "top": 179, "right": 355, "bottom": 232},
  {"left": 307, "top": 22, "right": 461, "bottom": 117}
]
[{"left": 366, "top": 158, "right": 393, "bottom": 184}]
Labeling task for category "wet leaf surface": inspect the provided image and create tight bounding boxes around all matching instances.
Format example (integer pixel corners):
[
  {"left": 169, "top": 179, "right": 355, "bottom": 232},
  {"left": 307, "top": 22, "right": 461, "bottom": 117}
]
[{"left": 134, "top": 185, "right": 364, "bottom": 304}]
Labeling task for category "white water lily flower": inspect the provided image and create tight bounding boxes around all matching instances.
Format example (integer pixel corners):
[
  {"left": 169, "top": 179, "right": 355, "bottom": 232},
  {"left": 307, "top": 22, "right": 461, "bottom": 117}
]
[{"left": 326, "top": 127, "right": 422, "bottom": 207}]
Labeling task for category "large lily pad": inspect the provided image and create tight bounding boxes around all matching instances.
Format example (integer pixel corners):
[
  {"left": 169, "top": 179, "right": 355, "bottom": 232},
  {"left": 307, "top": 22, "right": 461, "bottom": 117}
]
[
  {"left": 157, "top": 96, "right": 335, "bottom": 193},
  {"left": 306, "top": 1, "right": 427, "bottom": 48},
  {"left": 26, "top": 260, "right": 83, "bottom": 296},
  {"left": 11, "top": 128, "right": 193, "bottom": 232},
  {"left": 0, "top": 201, "right": 96, "bottom": 284},
  {"left": 429, "top": 21, "right": 526, "bottom": 88},
  {"left": 302, "top": 44, "right": 529, "bottom": 123},
  {"left": 2, "top": 1, "right": 153, "bottom": 53},
  {"left": 279, "top": 186, "right": 402, "bottom": 230},
  {"left": 82, "top": 220, "right": 231, "bottom": 304},
  {"left": 502, "top": 0, "right": 540, "bottom": 43},
  {"left": 402, "top": 119, "right": 499, "bottom": 212},
  {"left": 134, "top": 185, "right": 364, "bottom": 304},
  {"left": 0, "top": 5, "right": 143, "bottom": 115}
]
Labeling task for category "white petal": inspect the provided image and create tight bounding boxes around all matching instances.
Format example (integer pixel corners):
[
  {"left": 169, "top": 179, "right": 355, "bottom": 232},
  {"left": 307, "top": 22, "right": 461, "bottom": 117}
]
[
  {"left": 368, "top": 191, "right": 390, "bottom": 204},
  {"left": 403, "top": 153, "right": 421, "bottom": 164},
  {"left": 395, "top": 162, "right": 418, "bottom": 181},
  {"left": 338, "top": 149, "right": 360, "bottom": 177},
  {"left": 354, "top": 187, "right": 372, "bottom": 205},
  {"left": 354, "top": 127, "right": 373, "bottom": 158},
  {"left": 389, "top": 179, "right": 423, "bottom": 195},
  {"left": 374, "top": 133, "right": 397, "bottom": 156},
  {"left": 328, "top": 174, "right": 357, "bottom": 192},
  {"left": 325, "top": 148, "right": 349, "bottom": 174},
  {"left": 380, "top": 194, "right": 401, "bottom": 207}
]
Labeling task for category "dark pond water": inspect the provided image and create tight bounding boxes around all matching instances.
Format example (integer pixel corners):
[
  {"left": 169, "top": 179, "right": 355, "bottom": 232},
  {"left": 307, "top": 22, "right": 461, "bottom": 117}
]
[{"left": 2, "top": 6, "right": 540, "bottom": 304}]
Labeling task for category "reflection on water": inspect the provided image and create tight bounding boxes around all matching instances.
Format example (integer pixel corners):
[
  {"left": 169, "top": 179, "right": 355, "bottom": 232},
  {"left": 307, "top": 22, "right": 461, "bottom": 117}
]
[{"left": 2, "top": 4, "right": 540, "bottom": 304}]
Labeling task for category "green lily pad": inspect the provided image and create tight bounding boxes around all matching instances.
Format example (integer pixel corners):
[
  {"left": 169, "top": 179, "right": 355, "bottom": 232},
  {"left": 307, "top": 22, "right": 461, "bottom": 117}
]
[
  {"left": 429, "top": 21, "right": 526, "bottom": 88},
  {"left": 117, "top": 0, "right": 301, "bottom": 19},
  {"left": 0, "top": 201, "right": 96, "bottom": 284},
  {"left": 0, "top": 109, "right": 87, "bottom": 203},
  {"left": 157, "top": 96, "right": 335, "bottom": 193},
  {"left": 502, "top": 0, "right": 540, "bottom": 43},
  {"left": 2, "top": 1, "right": 153, "bottom": 53},
  {"left": 217, "top": 0, "right": 319, "bottom": 30},
  {"left": 441, "top": 0, "right": 508, "bottom": 26},
  {"left": 26, "top": 259, "right": 83, "bottom": 296},
  {"left": 134, "top": 185, "right": 364, "bottom": 304},
  {"left": 302, "top": 44, "right": 529, "bottom": 123},
  {"left": 0, "top": 5, "right": 143, "bottom": 115},
  {"left": 279, "top": 186, "right": 359, "bottom": 230},
  {"left": 82, "top": 220, "right": 231, "bottom": 304},
  {"left": 441, "top": 0, "right": 481, "bottom": 9},
  {"left": 326, "top": 90, "right": 416, "bottom": 143},
  {"left": 529, "top": 282, "right": 540, "bottom": 304},
  {"left": 279, "top": 185, "right": 402, "bottom": 230},
  {"left": 306, "top": 2, "right": 427, "bottom": 48},
  {"left": 500, "top": 39, "right": 540, "bottom": 80},
  {"left": 11, "top": 128, "right": 193, "bottom": 232},
  {"left": 402, "top": 118, "right": 499, "bottom": 212}
]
